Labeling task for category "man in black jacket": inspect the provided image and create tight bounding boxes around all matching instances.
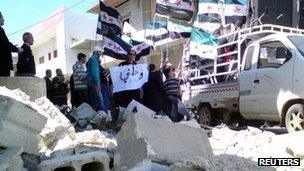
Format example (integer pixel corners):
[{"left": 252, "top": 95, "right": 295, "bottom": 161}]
[
  {"left": 0, "top": 11, "right": 22, "bottom": 76},
  {"left": 143, "top": 64, "right": 165, "bottom": 114},
  {"left": 16, "top": 32, "right": 35, "bottom": 76}
]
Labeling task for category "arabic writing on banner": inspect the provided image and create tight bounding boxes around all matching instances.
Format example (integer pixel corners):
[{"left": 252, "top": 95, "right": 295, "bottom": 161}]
[{"left": 110, "top": 64, "right": 149, "bottom": 93}]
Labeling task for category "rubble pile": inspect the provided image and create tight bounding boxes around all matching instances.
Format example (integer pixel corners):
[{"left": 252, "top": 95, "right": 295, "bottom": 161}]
[
  {"left": 0, "top": 86, "right": 115, "bottom": 170},
  {"left": 209, "top": 125, "right": 304, "bottom": 169},
  {"left": 115, "top": 114, "right": 213, "bottom": 170},
  {"left": 1, "top": 85, "right": 304, "bottom": 170}
]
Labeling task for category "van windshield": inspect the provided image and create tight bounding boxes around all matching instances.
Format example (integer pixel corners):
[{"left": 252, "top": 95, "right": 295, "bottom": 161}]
[{"left": 288, "top": 36, "right": 304, "bottom": 57}]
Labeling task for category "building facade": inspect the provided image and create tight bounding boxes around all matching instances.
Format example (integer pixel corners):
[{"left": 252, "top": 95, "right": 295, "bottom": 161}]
[{"left": 30, "top": 7, "right": 98, "bottom": 78}]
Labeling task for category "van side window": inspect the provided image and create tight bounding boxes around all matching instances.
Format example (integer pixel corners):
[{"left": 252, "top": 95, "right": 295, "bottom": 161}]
[
  {"left": 258, "top": 41, "right": 292, "bottom": 68},
  {"left": 244, "top": 46, "right": 254, "bottom": 70}
]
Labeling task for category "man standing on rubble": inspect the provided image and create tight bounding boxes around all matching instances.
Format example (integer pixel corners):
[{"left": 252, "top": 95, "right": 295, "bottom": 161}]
[
  {"left": 113, "top": 50, "right": 141, "bottom": 108},
  {"left": 52, "top": 68, "right": 68, "bottom": 106},
  {"left": 16, "top": 32, "right": 36, "bottom": 76},
  {"left": 72, "top": 53, "right": 88, "bottom": 108},
  {"left": 87, "top": 46, "right": 106, "bottom": 112},
  {"left": 0, "top": 11, "right": 23, "bottom": 76},
  {"left": 163, "top": 64, "right": 192, "bottom": 122}
]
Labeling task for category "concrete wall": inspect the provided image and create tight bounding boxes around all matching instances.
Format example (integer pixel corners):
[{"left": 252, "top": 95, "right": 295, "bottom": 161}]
[
  {"left": 64, "top": 12, "right": 97, "bottom": 75},
  {"left": 31, "top": 8, "right": 97, "bottom": 78},
  {"left": 0, "top": 77, "right": 46, "bottom": 100},
  {"left": 117, "top": 0, "right": 145, "bottom": 30}
]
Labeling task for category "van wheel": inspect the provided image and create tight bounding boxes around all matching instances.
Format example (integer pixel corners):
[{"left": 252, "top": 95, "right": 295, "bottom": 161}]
[
  {"left": 285, "top": 103, "right": 304, "bottom": 132},
  {"left": 197, "top": 106, "right": 214, "bottom": 126}
]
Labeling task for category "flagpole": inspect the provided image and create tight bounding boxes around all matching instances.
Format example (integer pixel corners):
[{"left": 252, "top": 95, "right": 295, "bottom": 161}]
[{"left": 166, "top": 17, "right": 169, "bottom": 61}]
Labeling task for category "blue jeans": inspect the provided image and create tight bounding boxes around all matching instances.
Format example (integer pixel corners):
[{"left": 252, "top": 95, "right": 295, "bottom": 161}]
[
  {"left": 88, "top": 84, "right": 106, "bottom": 112},
  {"left": 100, "top": 84, "right": 111, "bottom": 111},
  {"left": 165, "top": 95, "right": 192, "bottom": 122}
]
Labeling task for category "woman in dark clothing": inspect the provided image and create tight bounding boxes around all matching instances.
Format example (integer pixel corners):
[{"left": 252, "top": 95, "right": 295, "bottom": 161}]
[{"left": 143, "top": 64, "right": 165, "bottom": 114}]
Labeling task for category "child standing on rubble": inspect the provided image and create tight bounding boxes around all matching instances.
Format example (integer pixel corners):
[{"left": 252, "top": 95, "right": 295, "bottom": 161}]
[{"left": 162, "top": 64, "right": 192, "bottom": 122}]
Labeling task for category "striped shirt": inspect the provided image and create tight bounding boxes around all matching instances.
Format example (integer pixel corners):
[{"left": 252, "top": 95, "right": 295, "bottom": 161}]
[
  {"left": 163, "top": 78, "right": 181, "bottom": 98},
  {"left": 73, "top": 61, "right": 87, "bottom": 90}
]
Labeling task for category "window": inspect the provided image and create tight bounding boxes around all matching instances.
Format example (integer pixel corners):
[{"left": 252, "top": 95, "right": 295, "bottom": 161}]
[
  {"left": 53, "top": 50, "right": 58, "bottom": 58},
  {"left": 39, "top": 56, "right": 45, "bottom": 64},
  {"left": 48, "top": 52, "right": 52, "bottom": 60},
  {"left": 257, "top": 41, "right": 292, "bottom": 68},
  {"left": 244, "top": 46, "right": 254, "bottom": 70},
  {"left": 288, "top": 36, "right": 304, "bottom": 57}
]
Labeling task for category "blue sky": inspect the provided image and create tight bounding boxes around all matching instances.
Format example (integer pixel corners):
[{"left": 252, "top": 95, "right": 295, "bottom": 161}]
[{"left": 0, "top": 0, "right": 98, "bottom": 44}]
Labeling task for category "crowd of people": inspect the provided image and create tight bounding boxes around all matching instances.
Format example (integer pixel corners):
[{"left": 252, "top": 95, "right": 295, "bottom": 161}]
[
  {"left": 0, "top": 11, "right": 192, "bottom": 125},
  {"left": 43, "top": 47, "right": 192, "bottom": 123}
]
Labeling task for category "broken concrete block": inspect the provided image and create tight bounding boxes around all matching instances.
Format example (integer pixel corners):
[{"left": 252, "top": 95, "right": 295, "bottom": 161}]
[
  {"left": 129, "top": 160, "right": 169, "bottom": 171},
  {"left": 33, "top": 97, "right": 76, "bottom": 155},
  {"left": 116, "top": 114, "right": 213, "bottom": 170},
  {"left": 70, "top": 102, "right": 97, "bottom": 120},
  {"left": 50, "top": 135, "right": 76, "bottom": 158},
  {"left": 76, "top": 130, "right": 108, "bottom": 146},
  {"left": 169, "top": 157, "right": 213, "bottom": 171},
  {"left": 75, "top": 130, "right": 117, "bottom": 153},
  {"left": 0, "top": 77, "right": 46, "bottom": 100},
  {"left": 37, "top": 151, "right": 110, "bottom": 171},
  {"left": 0, "top": 147, "right": 23, "bottom": 171},
  {"left": 127, "top": 100, "right": 156, "bottom": 118},
  {"left": 0, "top": 95, "right": 47, "bottom": 154},
  {"left": 74, "top": 144, "right": 102, "bottom": 155}
]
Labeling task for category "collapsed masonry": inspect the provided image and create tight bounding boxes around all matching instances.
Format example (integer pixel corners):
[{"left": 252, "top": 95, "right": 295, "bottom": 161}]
[
  {"left": 0, "top": 86, "right": 114, "bottom": 171},
  {"left": 0, "top": 77, "right": 303, "bottom": 170}
]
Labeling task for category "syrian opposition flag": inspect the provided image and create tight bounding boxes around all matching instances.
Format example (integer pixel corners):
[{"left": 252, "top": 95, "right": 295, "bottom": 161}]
[
  {"left": 103, "top": 34, "right": 132, "bottom": 60},
  {"left": 194, "top": 0, "right": 222, "bottom": 33},
  {"left": 224, "top": 0, "right": 248, "bottom": 24},
  {"left": 121, "top": 22, "right": 154, "bottom": 60},
  {"left": 131, "top": 40, "right": 153, "bottom": 61},
  {"left": 155, "top": 0, "right": 195, "bottom": 22},
  {"left": 189, "top": 28, "right": 218, "bottom": 59},
  {"left": 145, "top": 21, "right": 169, "bottom": 42},
  {"left": 167, "top": 21, "right": 192, "bottom": 38},
  {"left": 97, "top": 0, "right": 122, "bottom": 36}
]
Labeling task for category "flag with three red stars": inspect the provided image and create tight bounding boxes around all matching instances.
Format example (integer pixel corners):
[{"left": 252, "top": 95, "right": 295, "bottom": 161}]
[
  {"left": 194, "top": 0, "right": 222, "bottom": 33},
  {"left": 194, "top": 0, "right": 248, "bottom": 32},
  {"left": 97, "top": 0, "right": 122, "bottom": 36},
  {"left": 121, "top": 22, "right": 154, "bottom": 61},
  {"left": 224, "top": 0, "right": 248, "bottom": 24},
  {"left": 155, "top": 0, "right": 195, "bottom": 22},
  {"left": 103, "top": 34, "right": 132, "bottom": 60}
]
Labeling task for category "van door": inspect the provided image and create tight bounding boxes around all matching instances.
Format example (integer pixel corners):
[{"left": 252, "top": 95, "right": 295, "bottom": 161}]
[
  {"left": 239, "top": 46, "right": 260, "bottom": 119},
  {"left": 253, "top": 41, "right": 293, "bottom": 120}
]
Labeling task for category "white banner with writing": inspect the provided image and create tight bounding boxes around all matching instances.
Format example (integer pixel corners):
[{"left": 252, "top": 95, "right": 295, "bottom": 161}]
[{"left": 110, "top": 64, "right": 149, "bottom": 93}]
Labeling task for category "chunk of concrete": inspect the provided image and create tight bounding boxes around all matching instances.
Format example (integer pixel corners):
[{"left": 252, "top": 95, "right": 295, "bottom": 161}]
[
  {"left": 0, "top": 147, "right": 23, "bottom": 171},
  {"left": 34, "top": 97, "right": 76, "bottom": 155},
  {"left": 0, "top": 94, "right": 47, "bottom": 154},
  {"left": 169, "top": 157, "right": 213, "bottom": 171},
  {"left": 75, "top": 130, "right": 117, "bottom": 152},
  {"left": 70, "top": 103, "right": 97, "bottom": 120},
  {"left": 0, "top": 77, "right": 46, "bottom": 100},
  {"left": 37, "top": 151, "right": 110, "bottom": 171},
  {"left": 127, "top": 100, "right": 156, "bottom": 118},
  {"left": 116, "top": 114, "right": 213, "bottom": 170},
  {"left": 129, "top": 160, "right": 169, "bottom": 171}
]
